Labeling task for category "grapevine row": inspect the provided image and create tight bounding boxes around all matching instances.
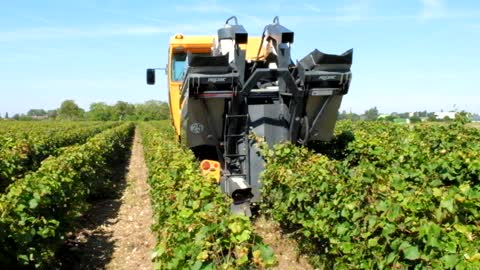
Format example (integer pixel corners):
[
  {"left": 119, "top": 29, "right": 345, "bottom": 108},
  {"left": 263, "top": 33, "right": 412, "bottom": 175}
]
[
  {"left": 140, "top": 122, "right": 275, "bottom": 269},
  {"left": 0, "top": 122, "right": 134, "bottom": 268},
  {"left": 259, "top": 120, "right": 480, "bottom": 269},
  {"left": 0, "top": 122, "right": 118, "bottom": 192}
]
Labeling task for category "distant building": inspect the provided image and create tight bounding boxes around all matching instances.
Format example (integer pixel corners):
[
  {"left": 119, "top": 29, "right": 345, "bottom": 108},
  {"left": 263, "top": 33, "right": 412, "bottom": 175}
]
[
  {"left": 434, "top": 112, "right": 457, "bottom": 120},
  {"left": 31, "top": 115, "right": 48, "bottom": 120}
]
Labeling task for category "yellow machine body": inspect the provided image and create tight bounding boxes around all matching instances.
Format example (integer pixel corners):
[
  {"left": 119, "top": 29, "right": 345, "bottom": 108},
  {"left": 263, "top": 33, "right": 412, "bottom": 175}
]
[
  {"left": 168, "top": 34, "right": 213, "bottom": 140},
  {"left": 167, "top": 34, "right": 266, "bottom": 140}
]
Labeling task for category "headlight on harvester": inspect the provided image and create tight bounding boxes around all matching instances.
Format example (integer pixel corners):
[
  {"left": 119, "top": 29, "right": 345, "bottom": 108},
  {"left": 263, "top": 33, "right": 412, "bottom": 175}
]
[{"left": 226, "top": 176, "right": 253, "bottom": 204}]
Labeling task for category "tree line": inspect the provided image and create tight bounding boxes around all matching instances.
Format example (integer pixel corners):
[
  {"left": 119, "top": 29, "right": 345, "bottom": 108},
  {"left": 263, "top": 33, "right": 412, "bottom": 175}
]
[
  {"left": 338, "top": 107, "right": 479, "bottom": 122},
  {"left": 1, "top": 100, "right": 170, "bottom": 121},
  {"left": 3, "top": 103, "right": 478, "bottom": 122}
]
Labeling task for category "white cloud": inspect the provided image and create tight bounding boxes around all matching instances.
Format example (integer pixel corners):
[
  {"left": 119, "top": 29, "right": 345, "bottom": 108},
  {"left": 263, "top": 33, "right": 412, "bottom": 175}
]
[
  {"left": 281, "top": 14, "right": 414, "bottom": 26},
  {"left": 302, "top": 0, "right": 414, "bottom": 23},
  {"left": 419, "top": 0, "right": 480, "bottom": 20},
  {"left": 173, "top": 2, "right": 266, "bottom": 27},
  {"left": 175, "top": 2, "right": 232, "bottom": 13},
  {"left": 341, "top": 0, "right": 371, "bottom": 14},
  {"left": 121, "top": 26, "right": 166, "bottom": 35},
  {"left": 419, "top": 0, "right": 445, "bottom": 19},
  {"left": 303, "top": 3, "right": 323, "bottom": 13},
  {"left": 22, "top": 14, "right": 52, "bottom": 25},
  {"left": 303, "top": 0, "right": 479, "bottom": 23},
  {"left": 0, "top": 22, "right": 222, "bottom": 42}
]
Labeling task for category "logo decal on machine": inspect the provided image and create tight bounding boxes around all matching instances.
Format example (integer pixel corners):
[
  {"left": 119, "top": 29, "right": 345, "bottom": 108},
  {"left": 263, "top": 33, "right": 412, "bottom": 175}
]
[
  {"left": 190, "top": 123, "right": 204, "bottom": 134},
  {"left": 317, "top": 75, "right": 337, "bottom": 80},
  {"left": 207, "top": 77, "right": 227, "bottom": 83}
]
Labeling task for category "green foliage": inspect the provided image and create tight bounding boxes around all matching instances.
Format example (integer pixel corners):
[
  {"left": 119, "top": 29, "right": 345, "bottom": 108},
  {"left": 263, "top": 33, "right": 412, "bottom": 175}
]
[
  {"left": 27, "top": 109, "right": 47, "bottom": 117},
  {"left": 383, "top": 115, "right": 396, "bottom": 122},
  {"left": 14, "top": 99, "right": 169, "bottom": 122},
  {"left": 338, "top": 110, "right": 361, "bottom": 121},
  {"left": 135, "top": 100, "right": 169, "bottom": 121},
  {"left": 57, "top": 100, "right": 85, "bottom": 120},
  {"left": 409, "top": 115, "right": 421, "bottom": 123},
  {"left": 0, "top": 123, "right": 134, "bottom": 268},
  {"left": 112, "top": 101, "right": 135, "bottom": 121},
  {"left": 87, "top": 102, "right": 113, "bottom": 121},
  {"left": 140, "top": 122, "right": 275, "bottom": 269},
  {"left": 0, "top": 121, "right": 116, "bottom": 192},
  {"left": 363, "top": 107, "right": 379, "bottom": 121},
  {"left": 455, "top": 111, "right": 471, "bottom": 125},
  {"left": 78, "top": 100, "right": 169, "bottom": 121},
  {"left": 259, "top": 120, "right": 480, "bottom": 269}
]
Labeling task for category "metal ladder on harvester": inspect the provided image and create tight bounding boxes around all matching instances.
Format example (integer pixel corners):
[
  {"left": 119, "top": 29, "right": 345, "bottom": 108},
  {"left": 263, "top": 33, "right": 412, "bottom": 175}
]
[{"left": 223, "top": 113, "right": 250, "bottom": 181}]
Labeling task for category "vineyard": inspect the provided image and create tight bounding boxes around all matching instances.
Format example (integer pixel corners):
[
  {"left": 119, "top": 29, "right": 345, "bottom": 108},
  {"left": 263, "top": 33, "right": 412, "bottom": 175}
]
[
  {"left": 259, "top": 119, "right": 480, "bottom": 269},
  {"left": 0, "top": 119, "right": 479, "bottom": 269}
]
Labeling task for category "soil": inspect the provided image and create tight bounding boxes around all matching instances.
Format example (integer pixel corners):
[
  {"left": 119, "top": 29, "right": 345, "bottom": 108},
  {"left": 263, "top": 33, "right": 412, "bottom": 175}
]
[
  {"left": 59, "top": 129, "right": 155, "bottom": 270},
  {"left": 254, "top": 215, "right": 315, "bottom": 270},
  {"left": 469, "top": 122, "right": 480, "bottom": 129}
]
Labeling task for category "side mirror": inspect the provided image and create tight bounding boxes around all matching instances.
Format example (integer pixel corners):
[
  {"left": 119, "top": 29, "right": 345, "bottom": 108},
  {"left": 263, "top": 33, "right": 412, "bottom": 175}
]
[{"left": 146, "top": 69, "right": 155, "bottom": 85}]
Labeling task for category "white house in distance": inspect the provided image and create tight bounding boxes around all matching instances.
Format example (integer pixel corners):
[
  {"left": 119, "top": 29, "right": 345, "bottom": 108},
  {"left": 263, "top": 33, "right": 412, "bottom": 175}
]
[{"left": 434, "top": 112, "right": 457, "bottom": 119}]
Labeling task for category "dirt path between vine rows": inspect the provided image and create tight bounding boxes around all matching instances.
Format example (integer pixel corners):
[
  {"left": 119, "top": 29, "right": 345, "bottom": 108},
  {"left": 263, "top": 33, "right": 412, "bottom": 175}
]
[
  {"left": 254, "top": 216, "right": 314, "bottom": 270},
  {"left": 60, "top": 129, "right": 155, "bottom": 270}
]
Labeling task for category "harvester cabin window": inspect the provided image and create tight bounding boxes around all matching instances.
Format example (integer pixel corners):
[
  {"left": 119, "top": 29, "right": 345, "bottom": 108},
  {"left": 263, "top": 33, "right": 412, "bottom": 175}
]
[
  {"left": 171, "top": 52, "right": 211, "bottom": 81},
  {"left": 171, "top": 53, "right": 187, "bottom": 81}
]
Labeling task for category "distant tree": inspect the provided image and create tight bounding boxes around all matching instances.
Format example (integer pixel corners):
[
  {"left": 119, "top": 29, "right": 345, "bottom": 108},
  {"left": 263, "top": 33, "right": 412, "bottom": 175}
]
[
  {"left": 384, "top": 115, "right": 396, "bottom": 122},
  {"left": 443, "top": 116, "right": 451, "bottom": 122},
  {"left": 87, "top": 102, "right": 113, "bottom": 121},
  {"left": 27, "top": 109, "right": 47, "bottom": 117},
  {"left": 472, "top": 113, "right": 480, "bottom": 121},
  {"left": 338, "top": 110, "right": 348, "bottom": 120},
  {"left": 47, "top": 110, "right": 57, "bottom": 119},
  {"left": 57, "top": 100, "right": 85, "bottom": 120},
  {"left": 4, "top": 112, "right": 8, "bottom": 119},
  {"left": 426, "top": 112, "right": 436, "bottom": 122},
  {"left": 14, "top": 100, "right": 175, "bottom": 121},
  {"left": 409, "top": 116, "right": 421, "bottom": 123},
  {"left": 419, "top": 110, "right": 428, "bottom": 118},
  {"left": 348, "top": 112, "right": 361, "bottom": 121},
  {"left": 18, "top": 115, "right": 33, "bottom": 121},
  {"left": 135, "top": 100, "right": 169, "bottom": 121},
  {"left": 363, "top": 107, "right": 379, "bottom": 121},
  {"left": 454, "top": 111, "right": 471, "bottom": 124},
  {"left": 397, "top": 112, "right": 409, "bottom": 119},
  {"left": 12, "top": 114, "right": 20, "bottom": 120},
  {"left": 112, "top": 101, "right": 135, "bottom": 121}
]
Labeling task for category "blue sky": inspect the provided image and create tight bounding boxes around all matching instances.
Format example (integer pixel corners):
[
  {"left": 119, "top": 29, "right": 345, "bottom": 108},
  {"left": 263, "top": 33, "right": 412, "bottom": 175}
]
[{"left": 0, "top": 0, "right": 479, "bottom": 115}]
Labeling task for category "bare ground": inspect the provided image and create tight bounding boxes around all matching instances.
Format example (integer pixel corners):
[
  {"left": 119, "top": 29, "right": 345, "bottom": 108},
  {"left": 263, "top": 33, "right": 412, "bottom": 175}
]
[
  {"left": 468, "top": 122, "right": 480, "bottom": 129},
  {"left": 59, "top": 128, "right": 155, "bottom": 270},
  {"left": 254, "top": 216, "right": 314, "bottom": 270}
]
